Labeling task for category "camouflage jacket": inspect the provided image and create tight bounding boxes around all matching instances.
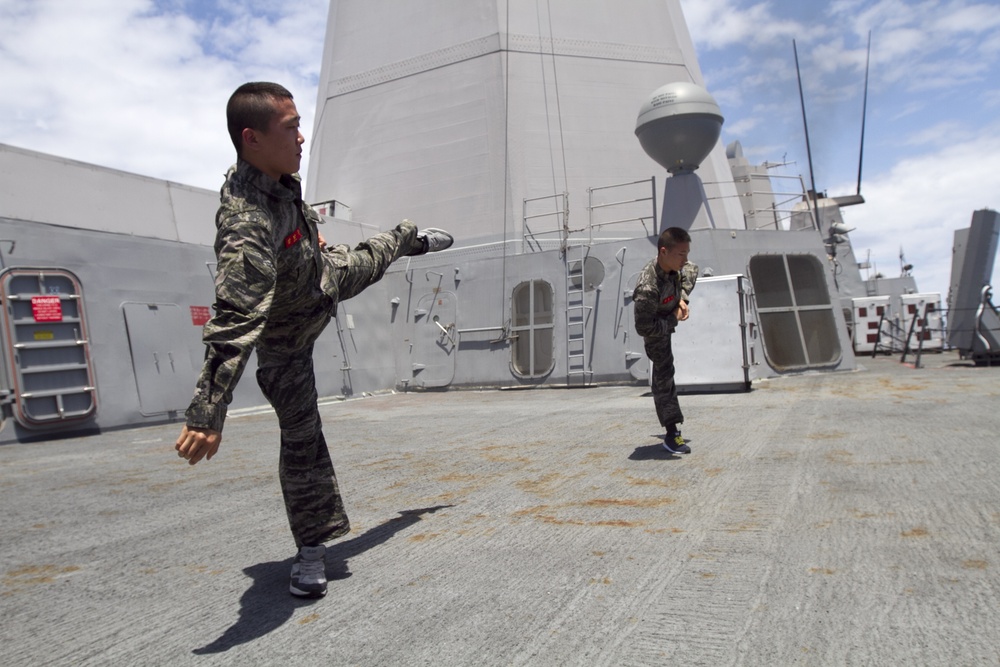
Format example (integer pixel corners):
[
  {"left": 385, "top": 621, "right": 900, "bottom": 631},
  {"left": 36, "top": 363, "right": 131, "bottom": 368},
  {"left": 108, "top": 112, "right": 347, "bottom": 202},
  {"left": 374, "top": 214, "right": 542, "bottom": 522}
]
[
  {"left": 184, "top": 159, "right": 330, "bottom": 432},
  {"left": 632, "top": 259, "right": 699, "bottom": 338}
]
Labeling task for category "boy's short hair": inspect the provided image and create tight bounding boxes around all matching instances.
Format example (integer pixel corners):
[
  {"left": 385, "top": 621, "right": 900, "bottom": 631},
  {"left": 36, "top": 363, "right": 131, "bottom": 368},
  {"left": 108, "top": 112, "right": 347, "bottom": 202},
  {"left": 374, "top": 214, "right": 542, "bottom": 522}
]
[
  {"left": 226, "top": 82, "right": 294, "bottom": 156},
  {"left": 657, "top": 227, "right": 691, "bottom": 250}
]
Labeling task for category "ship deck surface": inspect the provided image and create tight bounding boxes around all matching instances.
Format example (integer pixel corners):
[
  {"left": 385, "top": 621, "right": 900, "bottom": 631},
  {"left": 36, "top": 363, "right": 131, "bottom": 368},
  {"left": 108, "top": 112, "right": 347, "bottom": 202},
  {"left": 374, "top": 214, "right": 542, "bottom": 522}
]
[{"left": 3, "top": 351, "right": 999, "bottom": 665}]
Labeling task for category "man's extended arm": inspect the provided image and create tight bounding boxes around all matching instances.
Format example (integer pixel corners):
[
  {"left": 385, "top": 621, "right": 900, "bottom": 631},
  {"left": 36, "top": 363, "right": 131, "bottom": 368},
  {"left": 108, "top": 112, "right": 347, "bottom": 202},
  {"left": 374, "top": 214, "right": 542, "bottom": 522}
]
[
  {"left": 680, "top": 261, "right": 698, "bottom": 302},
  {"left": 177, "top": 212, "right": 277, "bottom": 463},
  {"left": 633, "top": 264, "right": 673, "bottom": 338},
  {"left": 676, "top": 261, "right": 699, "bottom": 322}
]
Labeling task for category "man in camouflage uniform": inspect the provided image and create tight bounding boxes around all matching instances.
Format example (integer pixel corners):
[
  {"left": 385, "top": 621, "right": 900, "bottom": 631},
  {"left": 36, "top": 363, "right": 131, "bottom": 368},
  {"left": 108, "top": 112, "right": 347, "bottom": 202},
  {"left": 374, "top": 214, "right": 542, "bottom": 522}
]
[
  {"left": 632, "top": 227, "right": 698, "bottom": 454},
  {"left": 174, "top": 82, "right": 453, "bottom": 598}
]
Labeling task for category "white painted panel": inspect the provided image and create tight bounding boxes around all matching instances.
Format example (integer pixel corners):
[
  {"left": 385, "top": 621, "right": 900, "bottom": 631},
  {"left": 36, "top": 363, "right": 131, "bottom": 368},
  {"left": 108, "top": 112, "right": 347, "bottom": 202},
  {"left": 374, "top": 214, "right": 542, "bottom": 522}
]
[{"left": 672, "top": 275, "right": 748, "bottom": 389}]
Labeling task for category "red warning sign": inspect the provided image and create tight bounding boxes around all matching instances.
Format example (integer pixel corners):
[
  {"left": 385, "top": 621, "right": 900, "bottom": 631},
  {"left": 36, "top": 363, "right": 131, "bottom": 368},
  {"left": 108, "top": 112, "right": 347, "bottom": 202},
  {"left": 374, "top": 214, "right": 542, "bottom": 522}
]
[
  {"left": 31, "top": 295, "right": 63, "bottom": 322},
  {"left": 190, "top": 306, "right": 211, "bottom": 326}
]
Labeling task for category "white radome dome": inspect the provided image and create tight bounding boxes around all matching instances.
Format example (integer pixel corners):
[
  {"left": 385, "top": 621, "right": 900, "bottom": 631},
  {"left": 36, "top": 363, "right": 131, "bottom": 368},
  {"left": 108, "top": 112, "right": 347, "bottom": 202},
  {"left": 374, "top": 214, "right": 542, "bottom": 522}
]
[{"left": 635, "top": 82, "right": 724, "bottom": 174}]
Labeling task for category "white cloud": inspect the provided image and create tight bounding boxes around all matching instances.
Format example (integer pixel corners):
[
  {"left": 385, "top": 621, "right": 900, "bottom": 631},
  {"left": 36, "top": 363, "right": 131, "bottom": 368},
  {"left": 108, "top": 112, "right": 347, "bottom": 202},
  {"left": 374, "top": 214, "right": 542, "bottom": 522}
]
[
  {"left": 936, "top": 1, "right": 1000, "bottom": 34},
  {"left": 681, "top": 0, "right": 1000, "bottom": 303},
  {"left": 842, "top": 126, "right": 1000, "bottom": 300},
  {"left": 679, "top": 0, "right": 807, "bottom": 52},
  {"left": 903, "top": 121, "right": 976, "bottom": 149},
  {"left": 0, "top": 0, "right": 329, "bottom": 190}
]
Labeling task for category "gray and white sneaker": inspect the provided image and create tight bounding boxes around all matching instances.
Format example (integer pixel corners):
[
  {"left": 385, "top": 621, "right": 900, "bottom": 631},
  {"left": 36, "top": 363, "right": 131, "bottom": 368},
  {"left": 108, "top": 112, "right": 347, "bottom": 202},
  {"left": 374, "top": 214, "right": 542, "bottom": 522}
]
[
  {"left": 290, "top": 544, "right": 327, "bottom": 598},
  {"left": 413, "top": 227, "right": 454, "bottom": 254}
]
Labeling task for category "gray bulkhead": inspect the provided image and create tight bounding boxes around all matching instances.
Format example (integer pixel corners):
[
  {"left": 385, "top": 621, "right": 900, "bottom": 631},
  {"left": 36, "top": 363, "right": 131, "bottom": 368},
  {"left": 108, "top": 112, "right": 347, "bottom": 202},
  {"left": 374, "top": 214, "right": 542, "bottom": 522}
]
[
  {"left": 948, "top": 209, "right": 1000, "bottom": 360},
  {"left": 321, "top": 213, "right": 856, "bottom": 396},
  {"left": 0, "top": 145, "right": 270, "bottom": 442}
]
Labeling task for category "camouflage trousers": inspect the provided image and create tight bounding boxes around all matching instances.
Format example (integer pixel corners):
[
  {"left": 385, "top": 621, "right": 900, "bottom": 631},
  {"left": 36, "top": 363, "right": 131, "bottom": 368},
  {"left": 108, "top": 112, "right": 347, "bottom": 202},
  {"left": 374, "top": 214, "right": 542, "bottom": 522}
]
[
  {"left": 256, "top": 223, "right": 421, "bottom": 547},
  {"left": 643, "top": 333, "right": 683, "bottom": 429},
  {"left": 257, "top": 348, "right": 349, "bottom": 548}
]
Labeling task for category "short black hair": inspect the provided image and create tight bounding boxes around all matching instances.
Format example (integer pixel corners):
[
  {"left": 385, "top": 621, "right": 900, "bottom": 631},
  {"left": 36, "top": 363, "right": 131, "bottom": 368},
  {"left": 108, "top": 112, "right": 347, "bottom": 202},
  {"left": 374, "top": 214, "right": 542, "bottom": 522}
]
[
  {"left": 226, "top": 82, "right": 294, "bottom": 156},
  {"left": 657, "top": 226, "right": 691, "bottom": 250}
]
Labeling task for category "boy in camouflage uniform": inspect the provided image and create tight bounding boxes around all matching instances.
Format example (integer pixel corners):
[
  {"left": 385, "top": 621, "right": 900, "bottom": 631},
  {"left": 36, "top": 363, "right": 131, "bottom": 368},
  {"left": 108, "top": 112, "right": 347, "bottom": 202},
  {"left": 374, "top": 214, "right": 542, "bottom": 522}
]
[
  {"left": 632, "top": 227, "right": 698, "bottom": 454},
  {"left": 174, "top": 82, "right": 453, "bottom": 598}
]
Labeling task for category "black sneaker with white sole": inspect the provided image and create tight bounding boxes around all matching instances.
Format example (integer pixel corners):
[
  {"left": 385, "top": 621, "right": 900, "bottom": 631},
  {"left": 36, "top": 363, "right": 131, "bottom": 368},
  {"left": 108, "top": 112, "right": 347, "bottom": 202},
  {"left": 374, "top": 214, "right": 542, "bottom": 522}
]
[
  {"left": 290, "top": 544, "right": 327, "bottom": 598},
  {"left": 663, "top": 432, "right": 691, "bottom": 455}
]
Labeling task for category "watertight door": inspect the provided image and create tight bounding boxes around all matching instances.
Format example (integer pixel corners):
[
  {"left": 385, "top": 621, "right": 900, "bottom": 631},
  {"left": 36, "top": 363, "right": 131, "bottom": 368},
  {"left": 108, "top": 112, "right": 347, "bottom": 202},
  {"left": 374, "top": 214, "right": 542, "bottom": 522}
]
[
  {"left": 122, "top": 302, "right": 198, "bottom": 416},
  {"left": 410, "top": 291, "right": 457, "bottom": 388},
  {"left": 623, "top": 272, "right": 649, "bottom": 381},
  {"left": 0, "top": 268, "right": 98, "bottom": 429}
]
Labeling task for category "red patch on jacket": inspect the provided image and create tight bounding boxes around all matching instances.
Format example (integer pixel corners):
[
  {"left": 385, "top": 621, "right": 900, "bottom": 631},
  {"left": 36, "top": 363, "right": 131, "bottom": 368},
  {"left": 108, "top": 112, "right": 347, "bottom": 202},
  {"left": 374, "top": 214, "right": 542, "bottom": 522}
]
[
  {"left": 283, "top": 229, "right": 303, "bottom": 248},
  {"left": 662, "top": 296, "right": 675, "bottom": 304}
]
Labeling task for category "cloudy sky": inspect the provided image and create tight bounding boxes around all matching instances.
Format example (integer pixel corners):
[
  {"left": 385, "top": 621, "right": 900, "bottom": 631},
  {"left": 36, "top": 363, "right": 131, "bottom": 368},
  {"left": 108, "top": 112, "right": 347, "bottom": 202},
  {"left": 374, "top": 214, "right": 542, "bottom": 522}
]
[{"left": 1, "top": 0, "right": 998, "bottom": 299}]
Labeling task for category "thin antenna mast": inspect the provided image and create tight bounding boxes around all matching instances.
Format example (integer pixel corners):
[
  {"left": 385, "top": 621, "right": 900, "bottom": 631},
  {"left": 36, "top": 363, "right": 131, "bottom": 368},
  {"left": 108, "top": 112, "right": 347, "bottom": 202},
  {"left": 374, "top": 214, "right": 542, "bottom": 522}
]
[
  {"left": 857, "top": 31, "right": 871, "bottom": 196},
  {"left": 793, "top": 40, "right": 821, "bottom": 235}
]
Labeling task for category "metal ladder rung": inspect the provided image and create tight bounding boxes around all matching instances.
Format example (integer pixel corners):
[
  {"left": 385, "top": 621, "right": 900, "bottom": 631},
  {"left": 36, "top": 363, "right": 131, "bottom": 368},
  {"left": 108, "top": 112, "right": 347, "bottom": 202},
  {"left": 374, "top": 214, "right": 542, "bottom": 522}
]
[
  {"left": 19, "top": 386, "right": 96, "bottom": 399},
  {"left": 13, "top": 317, "right": 83, "bottom": 325},
  {"left": 14, "top": 339, "right": 89, "bottom": 350},
  {"left": 20, "top": 363, "right": 89, "bottom": 374}
]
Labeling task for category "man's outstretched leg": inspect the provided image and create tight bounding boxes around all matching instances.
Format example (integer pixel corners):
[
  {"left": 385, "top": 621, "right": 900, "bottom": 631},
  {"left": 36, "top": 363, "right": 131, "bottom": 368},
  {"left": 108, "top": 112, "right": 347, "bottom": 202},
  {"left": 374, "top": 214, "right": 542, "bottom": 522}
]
[
  {"left": 322, "top": 220, "right": 453, "bottom": 302},
  {"left": 408, "top": 227, "right": 454, "bottom": 255}
]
